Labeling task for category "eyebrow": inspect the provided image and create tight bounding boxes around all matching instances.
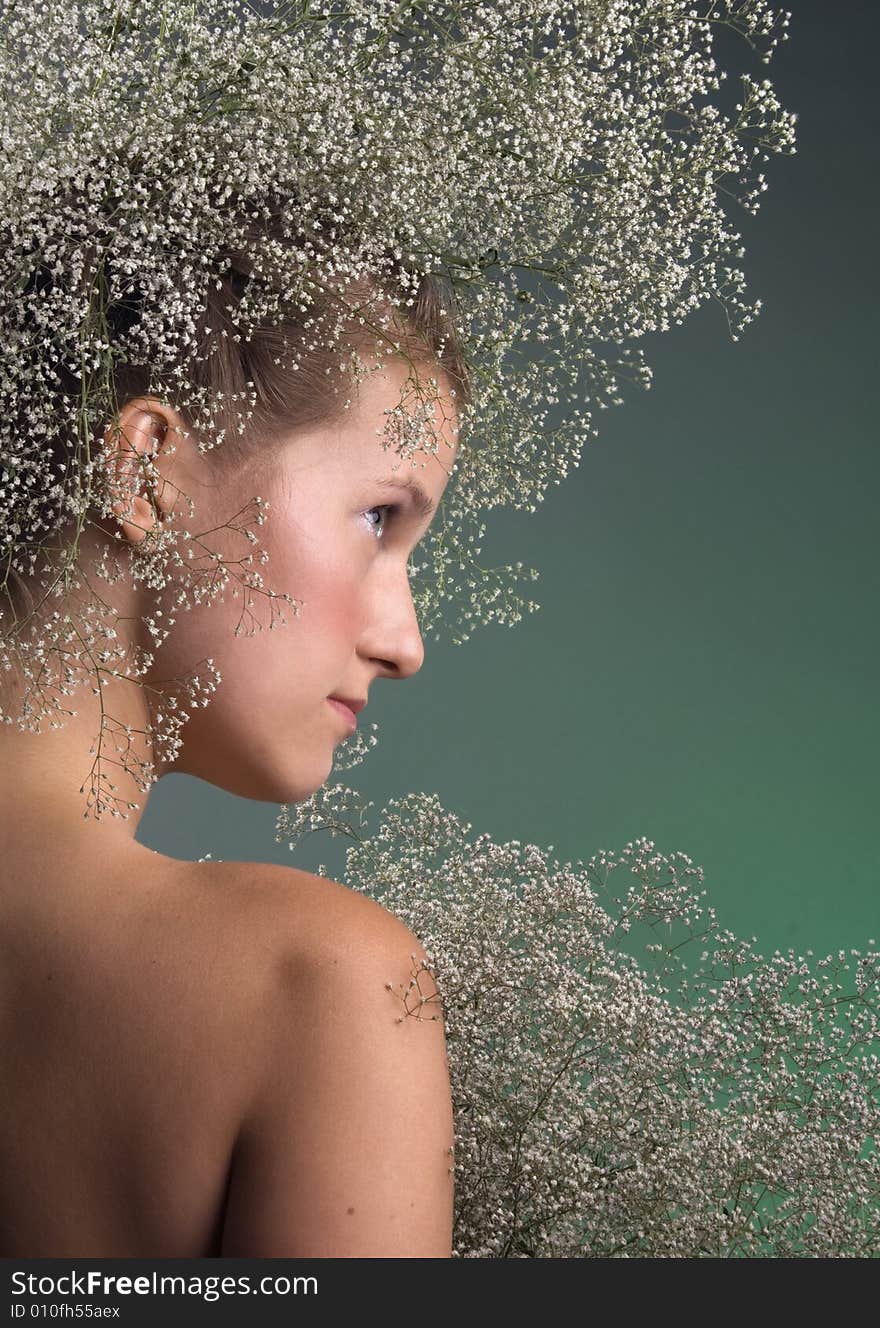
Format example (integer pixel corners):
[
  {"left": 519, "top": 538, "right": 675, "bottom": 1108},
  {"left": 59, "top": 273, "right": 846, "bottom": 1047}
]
[{"left": 373, "top": 476, "right": 437, "bottom": 519}]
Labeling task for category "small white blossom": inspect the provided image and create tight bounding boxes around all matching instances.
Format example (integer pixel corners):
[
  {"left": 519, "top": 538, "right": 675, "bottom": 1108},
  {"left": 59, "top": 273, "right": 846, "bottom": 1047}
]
[
  {"left": 0, "top": 1, "right": 796, "bottom": 816},
  {"left": 282, "top": 789, "right": 879, "bottom": 1258}
]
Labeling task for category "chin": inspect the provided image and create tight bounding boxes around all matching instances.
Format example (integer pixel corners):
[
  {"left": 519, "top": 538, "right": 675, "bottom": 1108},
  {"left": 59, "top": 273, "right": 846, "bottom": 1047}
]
[
  {"left": 172, "top": 720, "right": 337, "bottom": 804},
  {"left": 266, "top": 753, "right": 336, "bottom": 807},
  {"left": 191, "top": 751, "right": 332, "bottom": 806}
]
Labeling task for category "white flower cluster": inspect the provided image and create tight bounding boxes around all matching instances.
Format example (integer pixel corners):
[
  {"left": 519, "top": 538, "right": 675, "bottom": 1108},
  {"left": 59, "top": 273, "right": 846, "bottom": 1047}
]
[
  {"left": 0, "top": 0, "right": 796, "bottom": 811},
  {"left": 285, "top": 787, "right": 879, "bottom": 1258}
]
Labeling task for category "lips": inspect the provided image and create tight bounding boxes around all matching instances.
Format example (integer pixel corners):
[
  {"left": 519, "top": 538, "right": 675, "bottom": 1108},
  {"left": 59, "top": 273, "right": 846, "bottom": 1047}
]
[
  {"left": 327, "top": 697, "right": 359, "bottom": 730},
  {"left": 328, "top": 695, "right": 367, "bottom": 714}
]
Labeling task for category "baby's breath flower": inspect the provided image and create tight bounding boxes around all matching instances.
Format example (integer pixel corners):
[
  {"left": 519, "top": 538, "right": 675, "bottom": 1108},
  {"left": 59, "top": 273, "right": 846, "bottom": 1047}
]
[
  {"left": 0, "top": 1, "right": 795, "bottom": 816},
  {"left": 285, "top": 790, "right": 879, "bottom": 1258}
]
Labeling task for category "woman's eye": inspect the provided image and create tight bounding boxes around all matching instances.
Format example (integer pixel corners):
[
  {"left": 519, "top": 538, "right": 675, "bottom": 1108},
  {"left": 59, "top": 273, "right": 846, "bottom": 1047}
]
[{"left": 363, "top": 504, "right": 396, "bottom": 539}]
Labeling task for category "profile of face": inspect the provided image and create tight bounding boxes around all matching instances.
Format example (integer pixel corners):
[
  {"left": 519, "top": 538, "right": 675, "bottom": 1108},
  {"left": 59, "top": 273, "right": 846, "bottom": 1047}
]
[{"left": 127, "top": 355, "right": 459, "bottom": 805}]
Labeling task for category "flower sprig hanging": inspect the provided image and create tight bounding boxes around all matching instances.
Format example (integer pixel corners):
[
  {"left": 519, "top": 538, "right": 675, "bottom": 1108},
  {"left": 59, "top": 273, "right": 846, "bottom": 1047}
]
[{"left": 0, "top": 0, "right": 796, "bottom": 816}]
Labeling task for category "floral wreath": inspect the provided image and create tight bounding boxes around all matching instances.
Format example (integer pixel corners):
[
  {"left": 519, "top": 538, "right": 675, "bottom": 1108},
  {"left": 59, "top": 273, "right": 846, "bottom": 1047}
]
[
  {"left": 8, "top": 0, "right": 874, "bottom": 1268},
  {"left": 0, "top": 0, "right": 796, "bottom": 823}
]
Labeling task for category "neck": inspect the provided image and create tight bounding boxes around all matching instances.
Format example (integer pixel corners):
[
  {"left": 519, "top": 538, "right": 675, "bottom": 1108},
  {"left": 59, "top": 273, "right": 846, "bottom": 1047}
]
[{"left": 0, "top": 686, "right": 159, "bottom": 857}]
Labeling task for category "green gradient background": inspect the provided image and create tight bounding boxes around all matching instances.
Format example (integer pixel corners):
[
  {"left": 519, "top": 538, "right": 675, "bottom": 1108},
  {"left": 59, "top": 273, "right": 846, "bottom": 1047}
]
[{"left": 139, "top": 2, "right": 878, "bottom": 957}]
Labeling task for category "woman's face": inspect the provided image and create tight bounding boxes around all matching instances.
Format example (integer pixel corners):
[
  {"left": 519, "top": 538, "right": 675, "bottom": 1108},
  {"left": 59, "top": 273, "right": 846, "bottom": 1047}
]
[{"left": 151, "top": 357, "right": 459, "bottom": 803}]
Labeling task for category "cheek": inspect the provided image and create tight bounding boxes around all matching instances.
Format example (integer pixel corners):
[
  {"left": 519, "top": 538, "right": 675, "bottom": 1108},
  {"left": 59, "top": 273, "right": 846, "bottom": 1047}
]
[
  {"left": 203, "top": 488, "right": 367, "bottom": 690},
  {"left": 264, "top": 530, "right": 365, "bottom": 661}
]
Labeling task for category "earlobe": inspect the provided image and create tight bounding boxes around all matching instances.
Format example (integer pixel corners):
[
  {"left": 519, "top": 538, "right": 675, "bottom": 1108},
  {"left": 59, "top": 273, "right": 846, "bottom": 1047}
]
[{"left": 104, "top": 398, "right": 178, "bottom": 544}]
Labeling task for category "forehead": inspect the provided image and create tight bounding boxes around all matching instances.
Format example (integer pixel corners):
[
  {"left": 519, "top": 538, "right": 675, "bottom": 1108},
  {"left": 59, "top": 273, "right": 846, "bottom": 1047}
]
[
  {"left": 330, "top": 354, "right": 460, "bottom": 471},
  {"left": 258, "top": 353, "right": 460, "bottom": 507}
]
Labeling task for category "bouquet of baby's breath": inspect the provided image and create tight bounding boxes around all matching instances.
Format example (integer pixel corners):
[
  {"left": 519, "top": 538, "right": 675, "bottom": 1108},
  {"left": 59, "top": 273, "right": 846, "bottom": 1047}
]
[
  {"left": 279, "top": 788, "right": 880, "bottom": 1258},
  {"left": 0, "top": 0, "right": 796, "bottom": 818}
]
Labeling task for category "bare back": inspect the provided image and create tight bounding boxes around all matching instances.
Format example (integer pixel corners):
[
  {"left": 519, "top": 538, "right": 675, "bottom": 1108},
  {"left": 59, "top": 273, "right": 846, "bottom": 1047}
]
[
  {"left": 0, "top": 844, "right": 455, "bottom": 1257},
  {"left": 0, "top": 849, "right": 275, "bottom": 1255}
]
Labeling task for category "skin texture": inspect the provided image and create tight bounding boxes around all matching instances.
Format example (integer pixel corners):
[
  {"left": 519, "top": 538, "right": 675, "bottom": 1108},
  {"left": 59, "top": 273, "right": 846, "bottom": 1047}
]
[
  {"left": 0, "top": 353, "right": 459, "bottom": 833},
  {"left": 0, "top": 356, "right": 460, "bottom": 1256}
]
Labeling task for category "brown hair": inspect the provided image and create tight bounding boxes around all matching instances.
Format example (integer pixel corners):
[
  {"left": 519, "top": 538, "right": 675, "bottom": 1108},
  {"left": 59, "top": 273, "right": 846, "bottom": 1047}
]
[
  {"left": 112, "top": 201, "right": 471, "bottom": 473},
  {"left": 2, "top": 188, "right": 471, "bottom": 618}
]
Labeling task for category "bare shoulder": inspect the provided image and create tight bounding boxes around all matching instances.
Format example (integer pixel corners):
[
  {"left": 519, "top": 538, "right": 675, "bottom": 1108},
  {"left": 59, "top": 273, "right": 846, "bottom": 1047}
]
[
  {"left": 157, "top": 853, "right": 440, "bottom": 1056},
  {"left": 196, "top": 858, "right": 455, "bottom": 1257},
  {"left": 188, "top": 856, "right": 430, "bottom": 974}
]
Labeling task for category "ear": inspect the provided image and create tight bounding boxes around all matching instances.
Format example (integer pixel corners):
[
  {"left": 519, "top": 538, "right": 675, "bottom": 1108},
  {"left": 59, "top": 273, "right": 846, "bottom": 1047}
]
[{"left": 103, "top": 397, "right": 186, "bottom": 545}]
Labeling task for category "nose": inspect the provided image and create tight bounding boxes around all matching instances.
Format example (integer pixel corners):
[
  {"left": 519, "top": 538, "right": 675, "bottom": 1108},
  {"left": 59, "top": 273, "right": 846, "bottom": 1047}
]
[{"left": 360, "top": 559, "right": 425, "bottom": 680}]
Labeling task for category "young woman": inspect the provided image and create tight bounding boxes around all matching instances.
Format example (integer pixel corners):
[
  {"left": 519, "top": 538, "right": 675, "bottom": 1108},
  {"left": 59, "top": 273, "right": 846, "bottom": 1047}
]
[{"left": 0, "top": 261, "right": 464, "bottom": 1256}]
